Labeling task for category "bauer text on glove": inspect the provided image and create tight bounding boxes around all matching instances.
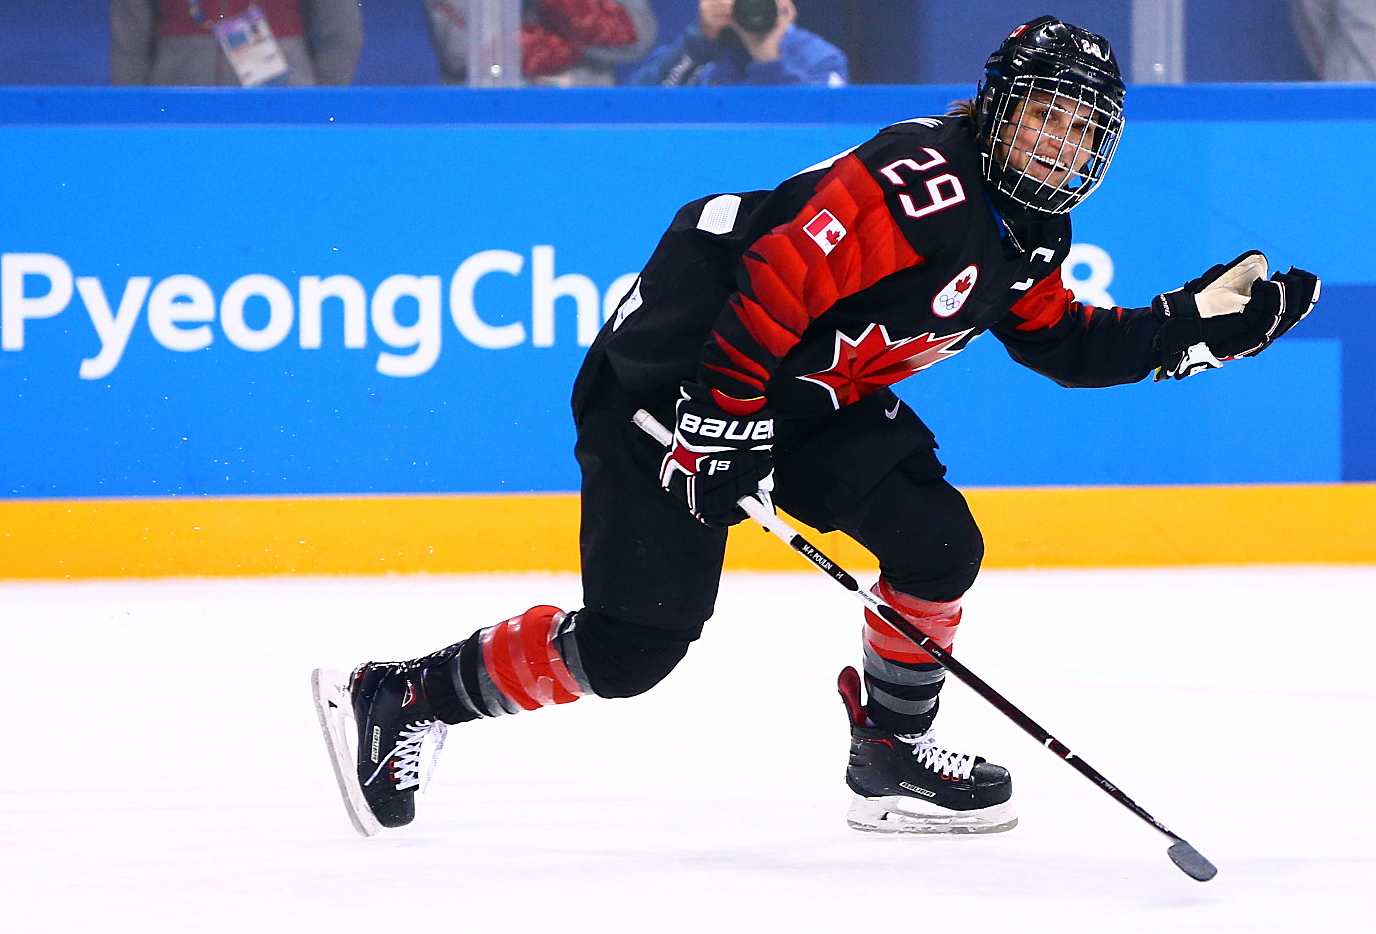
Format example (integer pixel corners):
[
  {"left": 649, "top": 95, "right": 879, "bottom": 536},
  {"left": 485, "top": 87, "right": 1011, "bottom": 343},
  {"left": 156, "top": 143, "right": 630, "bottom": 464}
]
[{"left": 658, "top": 384, "right": 774, "bottom": 528}]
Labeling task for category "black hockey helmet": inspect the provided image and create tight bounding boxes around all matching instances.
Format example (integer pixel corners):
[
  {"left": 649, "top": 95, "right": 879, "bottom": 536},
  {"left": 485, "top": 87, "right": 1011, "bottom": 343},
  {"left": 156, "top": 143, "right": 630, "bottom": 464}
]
[{"left": 975, "top": 16, "right": 1125, "bottom": 215}]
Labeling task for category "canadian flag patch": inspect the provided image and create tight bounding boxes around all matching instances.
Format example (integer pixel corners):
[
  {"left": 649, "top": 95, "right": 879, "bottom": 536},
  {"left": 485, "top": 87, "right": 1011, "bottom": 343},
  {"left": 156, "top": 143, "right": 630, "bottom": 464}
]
[
  {"left": 803, "top": 209, "right": 847, "bottom": 255},
  {"left": 932, "top": 264, "right": 978, "bottom": 317}
]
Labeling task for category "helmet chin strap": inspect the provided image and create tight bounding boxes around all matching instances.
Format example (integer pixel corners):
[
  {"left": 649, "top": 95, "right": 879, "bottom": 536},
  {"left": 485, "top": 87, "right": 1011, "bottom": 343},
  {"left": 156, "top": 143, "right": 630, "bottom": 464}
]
[{"left": 981, "top": 183, "right": 1040, "bottom": 254}]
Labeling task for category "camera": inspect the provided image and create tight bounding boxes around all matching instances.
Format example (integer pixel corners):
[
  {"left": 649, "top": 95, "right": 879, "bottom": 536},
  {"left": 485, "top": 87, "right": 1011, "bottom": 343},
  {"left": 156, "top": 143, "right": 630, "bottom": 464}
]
[{"left": 732, "top": 0, "right": 778, "bottom": 35}]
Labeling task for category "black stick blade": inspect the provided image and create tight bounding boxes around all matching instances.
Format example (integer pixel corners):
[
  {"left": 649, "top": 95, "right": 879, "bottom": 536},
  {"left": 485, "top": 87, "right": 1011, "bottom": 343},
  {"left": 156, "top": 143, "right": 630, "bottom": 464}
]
[{"left": 1167, "top": 840, "right": 1218, "bottom": 881}]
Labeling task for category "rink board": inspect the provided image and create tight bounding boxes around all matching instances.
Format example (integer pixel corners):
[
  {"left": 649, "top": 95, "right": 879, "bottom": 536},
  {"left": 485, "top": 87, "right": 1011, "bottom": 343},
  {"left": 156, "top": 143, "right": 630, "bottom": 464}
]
[
  {"left": 1, "top": 86, "right": 1373, "bottom": 575},
  {"left": 3, "top": 483, "right": 1374, "bottom": 579}
]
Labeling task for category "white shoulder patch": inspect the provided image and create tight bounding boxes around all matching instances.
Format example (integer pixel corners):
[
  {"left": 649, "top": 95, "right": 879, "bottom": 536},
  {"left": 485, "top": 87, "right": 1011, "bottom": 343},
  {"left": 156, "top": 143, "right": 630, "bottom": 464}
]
[{"left": 696, "top": 194, "right": 742, "bottom": 235}]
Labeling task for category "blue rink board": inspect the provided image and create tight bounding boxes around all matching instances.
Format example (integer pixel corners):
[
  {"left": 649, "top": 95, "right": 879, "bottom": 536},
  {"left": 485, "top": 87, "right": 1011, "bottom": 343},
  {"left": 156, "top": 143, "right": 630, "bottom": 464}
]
[{"left": 0, "top": 86, "right": 1369, "bottom": 498}]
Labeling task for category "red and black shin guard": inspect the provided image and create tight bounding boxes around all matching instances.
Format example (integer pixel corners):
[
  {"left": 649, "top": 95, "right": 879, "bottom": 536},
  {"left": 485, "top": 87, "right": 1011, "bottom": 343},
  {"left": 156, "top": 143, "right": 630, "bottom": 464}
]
[
  {"left": 479, "top": 606, "right": 590, "bottom": 711},
  {"left": 423, "top": 606, "right": 593, "bottom": 723},
  {"left": 860, "top": 579, "right": 962, "bottom": 735}
]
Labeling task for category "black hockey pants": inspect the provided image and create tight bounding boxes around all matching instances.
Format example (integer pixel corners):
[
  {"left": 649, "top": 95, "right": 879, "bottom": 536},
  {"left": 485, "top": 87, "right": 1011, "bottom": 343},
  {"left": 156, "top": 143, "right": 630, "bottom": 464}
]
[{"left": 569, "top": 358, "right": 984, "bottom": 700}]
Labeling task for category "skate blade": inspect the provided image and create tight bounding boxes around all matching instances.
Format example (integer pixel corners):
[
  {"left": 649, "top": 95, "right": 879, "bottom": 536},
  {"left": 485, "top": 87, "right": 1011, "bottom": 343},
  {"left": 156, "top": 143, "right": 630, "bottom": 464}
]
[
  {"left": 846, "top": 794, "right": 1018, "bottom": 835},
  {"left": 311, "top": 668, "right": 382, "bottom": 838}
]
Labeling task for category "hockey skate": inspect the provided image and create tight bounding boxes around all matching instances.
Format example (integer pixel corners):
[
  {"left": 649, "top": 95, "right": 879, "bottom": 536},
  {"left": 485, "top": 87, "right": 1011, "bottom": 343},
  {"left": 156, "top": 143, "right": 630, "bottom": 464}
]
[
  {"left": 838, "top": 666, "right": 1016, "bottom": 834},
  {"left": 311, "top": 662, "right": 448, "bottom": 836}
]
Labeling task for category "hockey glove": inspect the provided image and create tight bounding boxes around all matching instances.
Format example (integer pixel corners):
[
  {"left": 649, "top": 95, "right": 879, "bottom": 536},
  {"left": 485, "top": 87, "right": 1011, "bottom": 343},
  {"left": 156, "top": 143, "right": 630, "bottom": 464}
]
[
  {"left": 658, "top": 383, "right": 774, "bottom": 529},
  {"left": 1155, "top": 251, "right": 1321, "bottom": 380}
]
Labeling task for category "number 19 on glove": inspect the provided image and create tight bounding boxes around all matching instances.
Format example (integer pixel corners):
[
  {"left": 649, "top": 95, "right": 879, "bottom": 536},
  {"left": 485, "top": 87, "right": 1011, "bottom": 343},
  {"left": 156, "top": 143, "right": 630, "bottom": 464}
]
[{"left": 658, "top": 384, "right": 775, "bottom": 529}]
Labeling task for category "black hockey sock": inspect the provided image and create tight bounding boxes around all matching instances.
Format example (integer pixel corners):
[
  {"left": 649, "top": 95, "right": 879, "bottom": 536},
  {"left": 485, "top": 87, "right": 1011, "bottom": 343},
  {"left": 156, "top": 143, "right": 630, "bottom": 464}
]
[
  {"left": 450, "top": 635, "right": 500, "bottom": 719},
  {"left": 417, "top": 641, "right": 482, "bottom": 724},
  {"left": 416, "top": 608, "right": 699, "bottom": 724},
  {"left": 861, "top": 651, "right": 945, "bottom": 735}
]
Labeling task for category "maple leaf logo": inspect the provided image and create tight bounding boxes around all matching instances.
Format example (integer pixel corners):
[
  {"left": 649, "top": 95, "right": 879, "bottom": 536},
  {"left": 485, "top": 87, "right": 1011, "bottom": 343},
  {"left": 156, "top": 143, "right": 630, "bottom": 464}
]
[
  {"left": 800, "top": 324, "right": 974, "bottom": 408},
  {"left": 954, "top": 274, "right": 973, "bottom": 294},
  {"left": 826, "top": 229, "right": 843, "bottom": 246}
]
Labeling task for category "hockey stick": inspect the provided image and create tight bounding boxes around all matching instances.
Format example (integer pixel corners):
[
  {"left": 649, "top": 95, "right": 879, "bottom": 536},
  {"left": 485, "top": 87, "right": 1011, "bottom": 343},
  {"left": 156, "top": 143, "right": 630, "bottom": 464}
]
[{"left": 634, "top": 408, "right": 1217, "bottom": 882}]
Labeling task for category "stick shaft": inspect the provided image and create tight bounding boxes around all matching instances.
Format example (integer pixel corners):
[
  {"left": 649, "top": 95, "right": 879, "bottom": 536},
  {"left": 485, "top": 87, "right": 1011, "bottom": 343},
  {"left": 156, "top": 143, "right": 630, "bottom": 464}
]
[{"left": 634, "top": 408, "right": 1188, "bottom": 846}]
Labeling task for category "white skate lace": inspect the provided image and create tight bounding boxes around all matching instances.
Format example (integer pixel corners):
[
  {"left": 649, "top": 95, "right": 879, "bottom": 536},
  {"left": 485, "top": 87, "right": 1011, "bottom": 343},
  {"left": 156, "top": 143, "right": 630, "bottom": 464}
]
[
  {"left": 896, "top": 730, "right": 976, "bottom": 781},
  {"left": 365, "top": 720, "right": 449, "bottom": 792}
]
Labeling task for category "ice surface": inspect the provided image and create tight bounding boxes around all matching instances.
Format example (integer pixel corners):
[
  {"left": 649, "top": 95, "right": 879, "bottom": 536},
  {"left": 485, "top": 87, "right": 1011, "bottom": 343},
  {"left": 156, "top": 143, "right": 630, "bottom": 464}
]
[{"left": 2, "top": 567, "right": 1373, "bottom": 932}]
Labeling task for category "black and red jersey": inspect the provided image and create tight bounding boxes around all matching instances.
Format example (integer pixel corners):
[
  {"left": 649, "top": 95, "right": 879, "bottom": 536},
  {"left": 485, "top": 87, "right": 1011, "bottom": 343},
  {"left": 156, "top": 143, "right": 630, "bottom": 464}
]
[{"left": 601, "top": 115, "right": 1162, "bottom": 420}]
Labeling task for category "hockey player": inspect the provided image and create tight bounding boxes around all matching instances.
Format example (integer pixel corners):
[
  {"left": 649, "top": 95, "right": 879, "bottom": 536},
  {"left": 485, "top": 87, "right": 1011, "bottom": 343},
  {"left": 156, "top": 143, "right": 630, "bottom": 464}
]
[{"left": 313, "top": 17, "right": 1320, "bottom": 837}]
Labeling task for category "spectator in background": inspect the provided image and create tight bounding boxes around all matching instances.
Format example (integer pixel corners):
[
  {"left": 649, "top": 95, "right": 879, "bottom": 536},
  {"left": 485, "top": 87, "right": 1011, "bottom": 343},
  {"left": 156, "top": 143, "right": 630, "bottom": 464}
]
[
  {"left": 627, "top": 0, "right": 846, "bottom": 86},
  {"left": 110, "top": 0, "right": 363, "bottom": 86},
  {"left": 1292, "top": 0, "right": 1376, "bottom": 80},
  {"left": 425, "top": 0, "right": 657, "bottom": 86}
]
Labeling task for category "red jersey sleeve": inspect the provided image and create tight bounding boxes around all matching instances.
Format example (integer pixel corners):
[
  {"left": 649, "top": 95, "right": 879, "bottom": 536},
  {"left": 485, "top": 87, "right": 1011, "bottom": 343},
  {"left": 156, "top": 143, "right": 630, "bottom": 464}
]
[{"left": 697, "top": 154, "right": 925, "bottom": 406}]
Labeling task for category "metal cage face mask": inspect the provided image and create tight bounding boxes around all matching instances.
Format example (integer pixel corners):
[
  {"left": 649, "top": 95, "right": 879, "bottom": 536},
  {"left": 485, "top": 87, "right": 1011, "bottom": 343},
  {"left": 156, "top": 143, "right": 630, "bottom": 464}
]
[{"left": 983, "top": 74, "right": 1123, "bottom": 215}]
